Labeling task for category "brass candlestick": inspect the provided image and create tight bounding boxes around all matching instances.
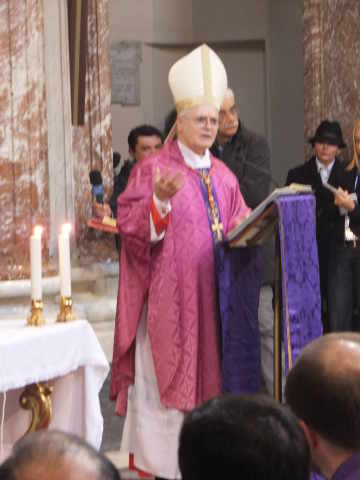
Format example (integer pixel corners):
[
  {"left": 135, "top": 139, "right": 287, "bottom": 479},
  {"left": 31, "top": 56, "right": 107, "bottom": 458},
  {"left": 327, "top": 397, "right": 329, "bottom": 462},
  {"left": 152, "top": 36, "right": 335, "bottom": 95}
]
[
  {"left": 27, "top": 299, "right": 45, "bottom": 326},
  {"left": 57, "top": 295, "right": 76, "bottom": 322}
]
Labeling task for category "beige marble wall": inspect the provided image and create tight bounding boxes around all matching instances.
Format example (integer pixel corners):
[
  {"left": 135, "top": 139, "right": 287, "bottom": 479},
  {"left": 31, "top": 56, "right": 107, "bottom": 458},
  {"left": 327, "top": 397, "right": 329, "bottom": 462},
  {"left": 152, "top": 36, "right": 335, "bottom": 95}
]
[
  {"left": 0, "top": 0, "right": 49, "bottom": 280},
  {"left": 303, "top": 0, "right": 360, "bottom": 160}
]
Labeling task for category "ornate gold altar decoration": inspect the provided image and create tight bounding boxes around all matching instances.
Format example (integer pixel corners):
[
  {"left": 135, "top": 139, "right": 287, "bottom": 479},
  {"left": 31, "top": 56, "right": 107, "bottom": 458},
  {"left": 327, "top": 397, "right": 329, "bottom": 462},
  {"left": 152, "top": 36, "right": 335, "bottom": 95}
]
[
  {"left": 19, "top": 383, "right": 53, "bottom": 435},
  {"left": 27, "top": 299, "right": 45, "bottom": 326},
  {"left": 57, "top": 296, "right": 76, "bottom": 322}
]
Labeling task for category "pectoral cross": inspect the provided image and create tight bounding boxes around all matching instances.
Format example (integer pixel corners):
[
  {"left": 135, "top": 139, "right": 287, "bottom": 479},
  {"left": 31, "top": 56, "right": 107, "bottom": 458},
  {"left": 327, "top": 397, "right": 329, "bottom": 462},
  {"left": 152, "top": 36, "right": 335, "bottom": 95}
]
[{"left": 212, "top": 215, "right": 223, "bottom": 242}]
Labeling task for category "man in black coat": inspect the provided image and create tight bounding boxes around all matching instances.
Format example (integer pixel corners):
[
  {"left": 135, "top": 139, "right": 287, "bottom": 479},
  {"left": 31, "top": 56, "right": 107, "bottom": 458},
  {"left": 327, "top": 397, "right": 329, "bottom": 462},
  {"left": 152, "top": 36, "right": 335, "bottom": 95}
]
[
  {"left": 211, "top": 88, "right": 270, "bottom": 209},
  {"left": 286, "top": 120, "right": 347, "bottom": 331},
  {"left": 109, "top": 125, "right": 164, "bottom": 217},
  {"left": 93, "top": 125, "right": 163, "bottom": 219}
]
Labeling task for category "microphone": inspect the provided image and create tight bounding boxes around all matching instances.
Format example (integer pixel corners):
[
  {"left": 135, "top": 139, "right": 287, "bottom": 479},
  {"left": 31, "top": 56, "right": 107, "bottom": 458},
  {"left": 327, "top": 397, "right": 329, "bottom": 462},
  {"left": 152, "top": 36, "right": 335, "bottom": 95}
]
[{"left": 89, "top": 170, "right": 104, "bottom": 204}]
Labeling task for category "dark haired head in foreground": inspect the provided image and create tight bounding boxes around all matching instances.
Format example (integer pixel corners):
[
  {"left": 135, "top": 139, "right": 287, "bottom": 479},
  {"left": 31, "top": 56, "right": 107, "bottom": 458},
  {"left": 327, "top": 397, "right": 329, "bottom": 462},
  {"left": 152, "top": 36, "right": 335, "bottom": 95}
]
[
  {"left": 0, "top": 430, "right": 120, "bottom": 480},
  {"left": 179, "top": 394, "right": 310, "bottom": 480},
  {"left": 286, "top": 332, "right": 360, "bottom": 479}
]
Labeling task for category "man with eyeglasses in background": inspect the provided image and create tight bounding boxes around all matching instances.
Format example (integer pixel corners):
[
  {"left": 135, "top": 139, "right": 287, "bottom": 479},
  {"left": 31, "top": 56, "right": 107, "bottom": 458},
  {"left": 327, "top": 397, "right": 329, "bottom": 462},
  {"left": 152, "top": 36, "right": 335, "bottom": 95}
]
[{"left": 211, "top": 88, "right": 271, "bottom": 209}]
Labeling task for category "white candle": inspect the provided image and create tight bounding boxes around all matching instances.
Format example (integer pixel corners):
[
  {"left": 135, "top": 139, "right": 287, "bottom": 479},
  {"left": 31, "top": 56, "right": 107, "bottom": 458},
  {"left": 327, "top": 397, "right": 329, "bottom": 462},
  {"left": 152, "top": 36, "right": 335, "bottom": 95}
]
[
  {"left": 58, "top": 223, "right": 72, "bottom": 297},
  {"left": 30, "top": 226, "right": 43, "bottom": 300}
]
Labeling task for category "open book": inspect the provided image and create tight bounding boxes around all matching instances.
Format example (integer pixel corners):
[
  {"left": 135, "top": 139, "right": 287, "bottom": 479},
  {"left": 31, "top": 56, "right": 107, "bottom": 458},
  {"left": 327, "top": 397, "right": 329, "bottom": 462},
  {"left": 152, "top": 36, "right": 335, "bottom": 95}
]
[
  {"left": 87, "top": 215, "right": 117, "bottom": 234},
  {"left": 226, "top": 183, "right": 313, "bottom": 247}
]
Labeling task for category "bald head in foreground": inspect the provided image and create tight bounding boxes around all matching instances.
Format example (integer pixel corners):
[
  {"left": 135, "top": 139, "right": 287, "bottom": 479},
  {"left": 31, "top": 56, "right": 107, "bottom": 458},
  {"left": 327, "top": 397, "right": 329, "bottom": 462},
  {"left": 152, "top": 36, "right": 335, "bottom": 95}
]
[
  {"left": 178, "top": 394, "right": 310, "bottom": 480},
  {"left": 285, "top": 333, "right": 360, "bottom": 480},
  {"left": 0, "top": 430, "right": 120, "bottom": 480}
]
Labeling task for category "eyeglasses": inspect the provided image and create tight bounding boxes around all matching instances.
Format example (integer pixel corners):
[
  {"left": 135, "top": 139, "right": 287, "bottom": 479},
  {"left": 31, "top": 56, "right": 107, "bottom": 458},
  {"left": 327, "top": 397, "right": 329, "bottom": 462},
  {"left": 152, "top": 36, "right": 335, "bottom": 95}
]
[{"left": 189, "top": 116, "right": 219, "bottom": 128}]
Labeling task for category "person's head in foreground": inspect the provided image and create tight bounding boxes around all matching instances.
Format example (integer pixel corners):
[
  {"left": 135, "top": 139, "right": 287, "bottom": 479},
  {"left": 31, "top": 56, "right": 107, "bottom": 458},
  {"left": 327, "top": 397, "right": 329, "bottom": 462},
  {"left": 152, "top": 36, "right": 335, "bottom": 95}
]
[
  {"left": 285, "top": 332, "right": 360, "bottom": 479},
  {"left": 168, "top": 44, "right": 227, "bottom": 156},
  {"left": 0, "top": 430, "right": 121, "bottom": 480},
  {"left": 178, "top": 394, "right": 310, "bottom": 480}
]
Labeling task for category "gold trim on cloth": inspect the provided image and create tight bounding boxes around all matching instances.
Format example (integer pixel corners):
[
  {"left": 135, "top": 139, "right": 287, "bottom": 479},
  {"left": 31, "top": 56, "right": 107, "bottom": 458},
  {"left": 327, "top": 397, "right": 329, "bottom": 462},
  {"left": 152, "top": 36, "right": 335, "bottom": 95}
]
[
  {"left": 176, "top": 95, "right": 218, "bottom": 113},
  {"left": 199, "top": 169, "right": 224, "bottom": 243},
  {"left": 277, "top": 205, "right": 293, "bottom": 371},
  {"left": 175, "top": 45, "right": 217, "bottom": 113},
  {"left": 201, "top": 44, "right": 213, "bottom": 105}
]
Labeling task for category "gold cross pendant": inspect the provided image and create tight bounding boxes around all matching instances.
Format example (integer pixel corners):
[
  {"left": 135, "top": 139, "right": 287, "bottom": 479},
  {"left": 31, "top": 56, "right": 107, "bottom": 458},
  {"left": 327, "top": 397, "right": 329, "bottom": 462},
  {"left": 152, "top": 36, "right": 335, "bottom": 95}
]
[{"left": 212, "top": 216, "right": 224, "bottom": 242}]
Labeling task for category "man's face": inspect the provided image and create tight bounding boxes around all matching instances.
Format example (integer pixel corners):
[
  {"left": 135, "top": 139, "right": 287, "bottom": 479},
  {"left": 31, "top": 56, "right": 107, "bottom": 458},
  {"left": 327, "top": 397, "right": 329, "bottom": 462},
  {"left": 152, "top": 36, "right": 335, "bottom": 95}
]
[
  {"left": 314, "top": 142, "right": 339, "bottom": 166},
  {"left": 131, "top": 135, "right": 163, "bottom": 162},
  {"left": 177, "top": 105, "right": 219, "bottom": 155},
  {"left": 218, "top": 94, "right": 239, "bottom": 142}
]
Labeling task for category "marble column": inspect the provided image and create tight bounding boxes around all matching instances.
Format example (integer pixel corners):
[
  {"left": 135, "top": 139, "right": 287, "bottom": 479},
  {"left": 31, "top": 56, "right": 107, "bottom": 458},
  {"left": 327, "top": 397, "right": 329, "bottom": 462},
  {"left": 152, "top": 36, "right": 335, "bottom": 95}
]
[
  {"left": 0, "top": 0, "right": 49, "bottom": 280},
  {"left": 303, "top": 0, "right": 360, "bottom": 159}
]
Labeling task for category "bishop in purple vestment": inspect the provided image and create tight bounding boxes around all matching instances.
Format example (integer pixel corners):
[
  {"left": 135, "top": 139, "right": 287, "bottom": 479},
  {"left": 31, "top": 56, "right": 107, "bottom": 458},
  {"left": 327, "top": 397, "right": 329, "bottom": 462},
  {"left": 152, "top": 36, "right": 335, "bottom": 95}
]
[{"left": 110, "top": 45, "right": 250, "bottom": 479}]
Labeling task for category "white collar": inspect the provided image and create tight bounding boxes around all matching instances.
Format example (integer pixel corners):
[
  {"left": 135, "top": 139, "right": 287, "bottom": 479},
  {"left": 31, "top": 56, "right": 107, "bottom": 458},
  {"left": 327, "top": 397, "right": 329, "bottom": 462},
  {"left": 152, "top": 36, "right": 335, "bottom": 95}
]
[
  {"left": 316, "top": 157, "right": 335, "bottom": 173},
  {"left": 177, "top": 140, "right": 211, "bottom": 169}
]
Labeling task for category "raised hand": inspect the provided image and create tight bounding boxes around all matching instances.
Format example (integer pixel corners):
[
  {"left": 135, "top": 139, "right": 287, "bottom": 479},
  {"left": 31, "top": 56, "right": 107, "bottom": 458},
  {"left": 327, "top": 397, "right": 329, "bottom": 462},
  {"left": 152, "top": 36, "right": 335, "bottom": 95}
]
[
  {"left": 93, "top": 201, "right": 112, "bottom": 219},
  {"left": 153, "top": 167, "right": 185, "bottom": 202}
]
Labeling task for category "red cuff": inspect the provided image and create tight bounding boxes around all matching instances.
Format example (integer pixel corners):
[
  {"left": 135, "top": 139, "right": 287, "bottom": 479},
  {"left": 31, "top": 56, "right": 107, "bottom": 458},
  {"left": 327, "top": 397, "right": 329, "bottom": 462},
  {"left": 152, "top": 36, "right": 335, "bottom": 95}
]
[{"left": 150, "top": 198, "right": 170, "bottom": 236}]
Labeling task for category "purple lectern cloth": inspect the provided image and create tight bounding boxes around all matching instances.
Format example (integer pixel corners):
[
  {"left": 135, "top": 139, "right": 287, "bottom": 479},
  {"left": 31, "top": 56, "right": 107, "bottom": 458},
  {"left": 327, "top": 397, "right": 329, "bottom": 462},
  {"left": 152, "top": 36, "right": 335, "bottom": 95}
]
[
  {"left": 216, "top": 245, "right": 262, "bottom": 394},
  {"left": 278, "top": 195, "right": 324, "bottom": 480},
  {"left": 276, "top": 194, "right": 323, "bottom": 375},
  {"left": 217, "top": 194, "right": 323, "bottom": 396}
]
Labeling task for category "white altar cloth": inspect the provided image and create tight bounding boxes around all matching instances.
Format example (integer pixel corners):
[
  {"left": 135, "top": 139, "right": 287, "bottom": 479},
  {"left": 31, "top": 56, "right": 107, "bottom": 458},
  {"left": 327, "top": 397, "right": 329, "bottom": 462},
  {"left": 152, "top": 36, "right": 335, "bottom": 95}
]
[{"left": 0, "top": 319, "right": 109, "bottom": 455}]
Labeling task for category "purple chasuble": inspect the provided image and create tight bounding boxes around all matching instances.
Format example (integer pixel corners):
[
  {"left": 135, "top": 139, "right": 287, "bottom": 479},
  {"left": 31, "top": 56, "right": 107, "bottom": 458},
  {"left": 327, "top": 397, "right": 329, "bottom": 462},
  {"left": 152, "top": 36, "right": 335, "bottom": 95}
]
[{"left": 110, "top": 141, "right": 250, "bottom": 415}]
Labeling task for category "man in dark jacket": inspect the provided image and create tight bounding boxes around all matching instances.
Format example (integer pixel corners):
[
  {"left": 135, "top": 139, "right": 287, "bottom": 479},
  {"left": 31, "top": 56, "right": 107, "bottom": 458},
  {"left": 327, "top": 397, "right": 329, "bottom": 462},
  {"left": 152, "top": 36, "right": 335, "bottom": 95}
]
[
  {"left": 109, "top": 125, "right": 164, "bottom": 217},
  {"left": 210, "top": 88, "right": 270, "bottom": 209},
  {"left": 94, "top": 125, "right": 163, "bottom": 217},
  {"left": 286, "top": 120, "right": 347, "bottom": 331}
]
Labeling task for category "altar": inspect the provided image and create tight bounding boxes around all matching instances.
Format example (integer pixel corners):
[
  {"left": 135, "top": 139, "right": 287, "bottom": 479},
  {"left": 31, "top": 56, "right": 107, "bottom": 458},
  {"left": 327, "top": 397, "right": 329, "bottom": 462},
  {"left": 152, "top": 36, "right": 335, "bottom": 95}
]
[{"left": 0, "top": 319, "right": 109, "bottom": 460}]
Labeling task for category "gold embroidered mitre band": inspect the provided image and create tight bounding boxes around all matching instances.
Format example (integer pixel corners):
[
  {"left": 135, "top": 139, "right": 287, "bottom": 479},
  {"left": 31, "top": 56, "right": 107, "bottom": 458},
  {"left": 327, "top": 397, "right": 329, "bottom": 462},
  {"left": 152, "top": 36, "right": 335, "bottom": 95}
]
[{"left": 168, "top": 44, "right": 227, "bottom": 114}]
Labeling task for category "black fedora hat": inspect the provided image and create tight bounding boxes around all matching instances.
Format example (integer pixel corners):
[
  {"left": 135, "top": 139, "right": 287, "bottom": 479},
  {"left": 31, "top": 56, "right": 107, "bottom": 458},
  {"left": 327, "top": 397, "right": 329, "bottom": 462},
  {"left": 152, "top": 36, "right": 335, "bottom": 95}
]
[{"left": 309, "top": 120, "right": 346, "bottom": 148}]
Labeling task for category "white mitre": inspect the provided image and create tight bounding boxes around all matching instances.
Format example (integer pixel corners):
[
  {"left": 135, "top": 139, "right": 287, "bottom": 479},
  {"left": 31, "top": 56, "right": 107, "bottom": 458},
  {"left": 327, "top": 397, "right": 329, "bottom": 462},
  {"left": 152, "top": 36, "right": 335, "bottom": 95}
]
[{"left": 168, "top": 44, "right": 227, "bottom": 114}]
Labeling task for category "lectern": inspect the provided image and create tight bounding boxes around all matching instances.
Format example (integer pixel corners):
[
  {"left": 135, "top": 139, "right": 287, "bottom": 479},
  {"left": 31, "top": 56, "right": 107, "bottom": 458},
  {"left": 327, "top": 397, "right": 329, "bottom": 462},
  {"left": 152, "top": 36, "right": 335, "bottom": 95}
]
[{"left": 219, "top": 186, "right": 323, "bottom": 400}]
